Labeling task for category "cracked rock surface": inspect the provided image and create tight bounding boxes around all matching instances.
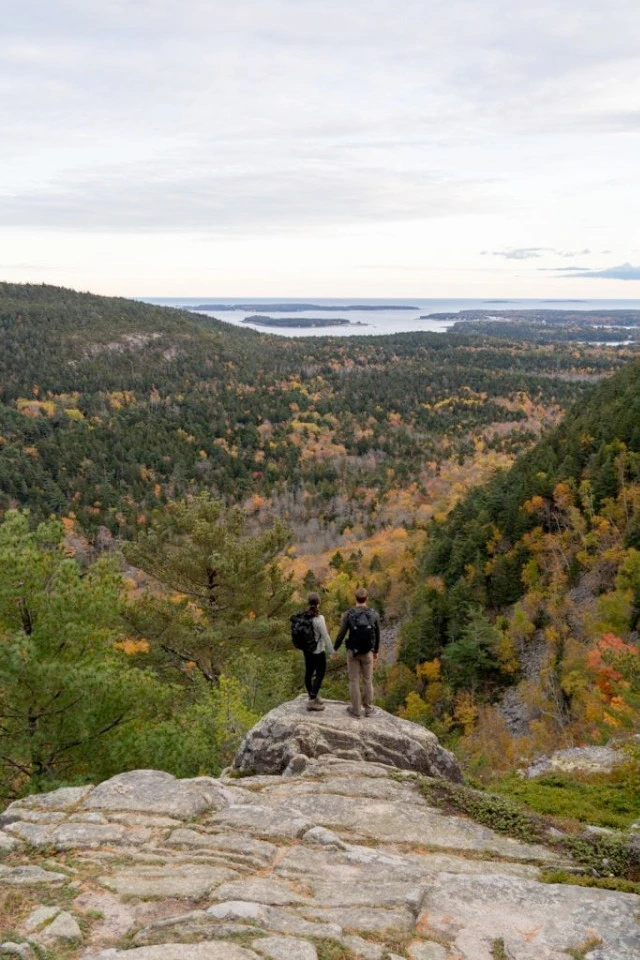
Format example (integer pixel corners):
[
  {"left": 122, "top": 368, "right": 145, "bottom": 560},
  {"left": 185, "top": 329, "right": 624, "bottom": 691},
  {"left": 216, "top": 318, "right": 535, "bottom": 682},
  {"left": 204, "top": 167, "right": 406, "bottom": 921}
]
[{"left": 0, "top": 728, "right": 638, "bottom": 959}]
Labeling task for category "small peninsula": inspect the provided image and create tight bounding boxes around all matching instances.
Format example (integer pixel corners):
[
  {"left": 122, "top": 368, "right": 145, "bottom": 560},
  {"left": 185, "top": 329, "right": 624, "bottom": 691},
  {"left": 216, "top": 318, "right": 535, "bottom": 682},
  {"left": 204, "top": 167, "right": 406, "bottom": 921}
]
[
  {"left": 190, "top": 302, "right": 416, "bottom": 312},
  {"left": 241, "top": 314, "right": 366, "bottom": 328}
]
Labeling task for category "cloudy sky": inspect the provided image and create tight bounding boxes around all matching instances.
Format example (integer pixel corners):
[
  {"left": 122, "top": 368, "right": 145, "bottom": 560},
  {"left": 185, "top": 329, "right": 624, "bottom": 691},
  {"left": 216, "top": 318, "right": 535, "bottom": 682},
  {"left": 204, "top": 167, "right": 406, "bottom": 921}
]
[{"left": 2, "top": 0, "right": 639, "bottom": 297}]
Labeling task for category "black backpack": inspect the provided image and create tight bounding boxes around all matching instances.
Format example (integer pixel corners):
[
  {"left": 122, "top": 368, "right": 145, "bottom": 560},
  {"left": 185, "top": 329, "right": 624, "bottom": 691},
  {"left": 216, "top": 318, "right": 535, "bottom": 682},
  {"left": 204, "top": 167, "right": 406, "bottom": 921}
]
[
  {"left": 290, "top": 612, "right": 317, "bottom": 653},
  {"left": 347, "top": 607, "right": 376, "bottom": 654}
]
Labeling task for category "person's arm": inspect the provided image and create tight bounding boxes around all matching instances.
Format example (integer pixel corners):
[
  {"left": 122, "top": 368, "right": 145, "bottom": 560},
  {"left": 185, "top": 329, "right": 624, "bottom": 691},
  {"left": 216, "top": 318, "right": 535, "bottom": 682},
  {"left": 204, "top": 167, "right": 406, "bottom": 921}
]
[
  {"left": 333, "top": 610, "right": 350, "bottom": 651},
  {"left": 373, "top": 610, "right": 381, "bottom": 656},
  {"left": 316, "top": 614, "right": 334, "bottom": 655}
]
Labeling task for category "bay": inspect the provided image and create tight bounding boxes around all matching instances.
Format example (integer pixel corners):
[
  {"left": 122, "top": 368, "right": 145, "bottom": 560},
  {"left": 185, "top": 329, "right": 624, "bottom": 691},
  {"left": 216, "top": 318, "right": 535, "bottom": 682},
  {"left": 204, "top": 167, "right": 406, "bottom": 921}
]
[{"left": 139, "top": 296, "right": 640, "bottom": 338}]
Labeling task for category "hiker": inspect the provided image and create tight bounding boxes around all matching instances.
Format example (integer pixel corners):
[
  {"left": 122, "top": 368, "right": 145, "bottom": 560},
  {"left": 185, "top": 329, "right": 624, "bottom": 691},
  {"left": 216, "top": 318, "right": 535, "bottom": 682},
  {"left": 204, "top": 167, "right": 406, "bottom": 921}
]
[
  {"left": 332, "top": 587, "right": 380, "bottom": 718},
  {"left": 292, "top": 592, "right": 334, "bottom": 711}
]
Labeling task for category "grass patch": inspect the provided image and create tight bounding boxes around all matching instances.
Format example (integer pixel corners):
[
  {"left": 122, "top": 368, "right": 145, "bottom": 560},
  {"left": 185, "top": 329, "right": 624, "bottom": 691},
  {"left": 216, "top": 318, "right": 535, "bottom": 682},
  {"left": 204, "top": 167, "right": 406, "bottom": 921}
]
[
  {"left": 418, "top": 776, "right": 640, "bottom": 882},
  {"left": 491, "top": 938, "right": 510, "bottom": 960},
  {"left": 541, "top": 869, "right": 640, "bottom": 895},
  {"left": 561, "top": 832, "right": 639, "bottom": 881},
  {"left": 312, "top": 942, "right": 358, "bottom": 960},
  {"left": 420, "top": 776, "right": 547, "bottom": 844},
  {"left": 0, "top": 887, "right": 42, "bottom": 939},
  {"left": 489, "top": 761, "right": 640, "bottom": 831},
  {"left": 29, "top": 943, "right": 82, "bottom": 960},
  {"left": 565, "top": 936, "right": 602, "bottom": 960},
  {"left": 38, "top": 886, "right": 77, "bottom": 907}
]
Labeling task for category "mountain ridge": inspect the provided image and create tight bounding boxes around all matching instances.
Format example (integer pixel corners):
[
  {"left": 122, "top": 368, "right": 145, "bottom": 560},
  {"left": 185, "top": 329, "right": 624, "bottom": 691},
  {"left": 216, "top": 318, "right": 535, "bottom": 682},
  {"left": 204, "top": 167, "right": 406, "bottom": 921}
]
[
  {"left": 398, "top": 357, "right": 640, "bottom": 775},
  {"left": 1, "top": 281, "right": 616, "bottom": 540}
]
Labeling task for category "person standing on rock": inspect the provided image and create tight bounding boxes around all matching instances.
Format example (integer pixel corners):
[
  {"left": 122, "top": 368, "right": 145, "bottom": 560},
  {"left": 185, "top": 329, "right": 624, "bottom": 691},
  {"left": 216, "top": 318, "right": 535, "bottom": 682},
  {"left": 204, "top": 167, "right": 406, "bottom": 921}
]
[
  {"left": 332, "top": 587, "right": 380, "bottom": 718},
  {"left": 300, "top": 592, "right": 334, "bottom": 711}
]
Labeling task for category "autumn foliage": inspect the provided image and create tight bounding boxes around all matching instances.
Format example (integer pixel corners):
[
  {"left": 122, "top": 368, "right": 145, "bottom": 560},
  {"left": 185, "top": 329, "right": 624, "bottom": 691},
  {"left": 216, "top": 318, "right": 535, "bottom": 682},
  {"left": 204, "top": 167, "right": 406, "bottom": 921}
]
[{"left": 396, "top": 360, "right": 640, "bottom": 773}]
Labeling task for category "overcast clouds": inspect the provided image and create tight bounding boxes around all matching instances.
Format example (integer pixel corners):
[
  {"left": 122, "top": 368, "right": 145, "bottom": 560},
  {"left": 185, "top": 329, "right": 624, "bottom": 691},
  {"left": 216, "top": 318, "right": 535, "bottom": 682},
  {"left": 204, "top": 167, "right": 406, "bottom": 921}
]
[{"left": 1, "top": 0, "right": 639, "bottom": 296}]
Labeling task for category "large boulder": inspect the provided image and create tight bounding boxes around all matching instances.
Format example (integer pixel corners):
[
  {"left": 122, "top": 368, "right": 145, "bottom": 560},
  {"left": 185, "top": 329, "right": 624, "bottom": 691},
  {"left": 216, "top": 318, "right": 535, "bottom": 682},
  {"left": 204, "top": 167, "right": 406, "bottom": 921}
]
[
  {"left": 522, "top": 744, "right": 629, "bottom": 779},
  {"left": 81, "top": 769, "right": 229, "bottom": 819},
  {"left": 232, "top": 696, "right": 462, "bottom": 781}
]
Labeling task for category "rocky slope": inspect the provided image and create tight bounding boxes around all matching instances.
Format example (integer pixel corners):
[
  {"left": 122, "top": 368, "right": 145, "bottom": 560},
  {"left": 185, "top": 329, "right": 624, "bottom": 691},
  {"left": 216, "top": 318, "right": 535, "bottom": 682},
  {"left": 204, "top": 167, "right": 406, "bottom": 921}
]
[{"left": 0, "top": 706, "right": 638, "bottom": 960}]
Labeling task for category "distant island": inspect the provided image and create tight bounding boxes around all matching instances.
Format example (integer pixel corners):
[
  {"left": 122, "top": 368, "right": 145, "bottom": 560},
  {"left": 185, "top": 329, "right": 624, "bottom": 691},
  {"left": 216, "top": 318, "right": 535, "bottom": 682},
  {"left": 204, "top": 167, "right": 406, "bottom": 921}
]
[
  {"left": 189, "top": 302, "right": 417, "bottom": 312},
  {"left": 241, "top": 315, "right": 367, "bottom": 328}
]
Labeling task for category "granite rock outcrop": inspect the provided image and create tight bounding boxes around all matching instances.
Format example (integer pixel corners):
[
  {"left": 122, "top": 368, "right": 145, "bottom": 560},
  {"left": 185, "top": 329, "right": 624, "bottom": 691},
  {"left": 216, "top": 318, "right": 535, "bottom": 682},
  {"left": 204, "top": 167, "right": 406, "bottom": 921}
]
[
  {"left": 232, "top": 696, "right": 463, "bottom": 781},
  {"left": 0, "top": 710, "right": 638, "bottom": 960}
]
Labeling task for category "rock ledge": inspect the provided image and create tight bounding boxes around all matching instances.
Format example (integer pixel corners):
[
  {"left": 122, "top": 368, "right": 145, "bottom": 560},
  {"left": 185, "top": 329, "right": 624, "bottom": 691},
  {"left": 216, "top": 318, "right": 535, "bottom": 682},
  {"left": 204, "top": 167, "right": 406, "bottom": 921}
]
[
  {"left": 1, "top": 757, "right": 638, "bottom": 960},
  {"left": 232, "top": 696, "right": 462, "bottom": 780}
]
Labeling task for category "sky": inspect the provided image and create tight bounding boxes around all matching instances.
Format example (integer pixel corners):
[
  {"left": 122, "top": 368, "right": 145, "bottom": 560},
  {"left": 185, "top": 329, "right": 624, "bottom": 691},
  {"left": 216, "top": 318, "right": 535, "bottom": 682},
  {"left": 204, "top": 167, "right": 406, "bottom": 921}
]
[{"left": 1, "top": 0, "right": 640, "bottom": 298}]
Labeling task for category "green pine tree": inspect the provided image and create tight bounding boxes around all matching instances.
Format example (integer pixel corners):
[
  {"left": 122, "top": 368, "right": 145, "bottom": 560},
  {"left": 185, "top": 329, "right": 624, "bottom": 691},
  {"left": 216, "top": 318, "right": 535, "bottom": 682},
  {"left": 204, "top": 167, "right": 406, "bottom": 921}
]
[
  {"left": 0, "top": 511, "right": 163, "bottom": 798},
  {"left": 124, "top": 493, "right": 295, "bottom": 684}
]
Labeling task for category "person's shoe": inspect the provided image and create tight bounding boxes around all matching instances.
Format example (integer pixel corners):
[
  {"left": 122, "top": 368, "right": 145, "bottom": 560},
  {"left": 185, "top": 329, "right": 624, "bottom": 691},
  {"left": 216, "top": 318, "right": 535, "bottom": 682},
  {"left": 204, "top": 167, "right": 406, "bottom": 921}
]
[
  {"left": 364, "top": 706, "right": 376, "bottom": 717},
  {"left": 346, "top": 706, "right": 361, "bottom": 718},
  {"left": 307, "top": 699, "right": 325, "bottom": 711},
  {"left": 314, "top": 695, "right": 324, "bottom": 705}
]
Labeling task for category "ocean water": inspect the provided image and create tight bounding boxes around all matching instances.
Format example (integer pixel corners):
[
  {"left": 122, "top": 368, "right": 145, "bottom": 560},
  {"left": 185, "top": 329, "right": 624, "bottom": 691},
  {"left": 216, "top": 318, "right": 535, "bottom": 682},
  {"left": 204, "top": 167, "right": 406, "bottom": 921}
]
[{"left": 139, "top": 297, "right": 640, "bottom": 338}]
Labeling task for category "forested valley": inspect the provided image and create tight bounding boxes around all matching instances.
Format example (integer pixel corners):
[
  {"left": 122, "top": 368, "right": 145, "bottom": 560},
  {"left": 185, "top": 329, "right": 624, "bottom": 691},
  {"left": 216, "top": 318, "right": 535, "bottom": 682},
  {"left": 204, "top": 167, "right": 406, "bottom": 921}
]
[{"left": 1, "top": 282, "right": 639, "bottom": 814}]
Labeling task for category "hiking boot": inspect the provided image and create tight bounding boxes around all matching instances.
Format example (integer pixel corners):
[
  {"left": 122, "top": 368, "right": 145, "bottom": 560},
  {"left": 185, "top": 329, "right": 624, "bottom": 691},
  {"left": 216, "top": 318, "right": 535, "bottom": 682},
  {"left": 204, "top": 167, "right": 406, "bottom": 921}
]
[
  {"left": 307, "top": 699, "right": 325, "bottom": 711},
  {"left": 346, "top": 706, "right": 361, "bottom": 718},
  {"left": 364, "top": 706, "right": 376, "bottom": 717},
  {"left": 314, "top": 695, "right": 324, "bottom": 705}
]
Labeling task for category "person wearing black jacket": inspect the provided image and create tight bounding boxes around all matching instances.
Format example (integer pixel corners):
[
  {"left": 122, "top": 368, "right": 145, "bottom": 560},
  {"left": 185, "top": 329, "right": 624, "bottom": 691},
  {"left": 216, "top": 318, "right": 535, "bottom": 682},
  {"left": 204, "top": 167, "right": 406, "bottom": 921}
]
[{"left": 332, "top": 587, "right": 380, "bottom": 718}]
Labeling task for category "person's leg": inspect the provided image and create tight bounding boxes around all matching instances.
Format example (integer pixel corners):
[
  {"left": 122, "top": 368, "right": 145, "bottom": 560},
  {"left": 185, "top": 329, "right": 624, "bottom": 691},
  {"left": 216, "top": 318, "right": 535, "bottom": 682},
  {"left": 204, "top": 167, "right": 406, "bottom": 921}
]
[
  {"left": 305, "top": 652, "right": 326, "bottom": 710},
  {"left": 303, "top": 650, "right": 314, "bottom": 697},
  {"left": 310, "top": 652, "right": 326, "bottom": 698},
  {"left": 347, "top": 651, "right": 362, "bottom": 715},
  {"left": 361, "top": 652, "right": 374, "bottom": 711}
]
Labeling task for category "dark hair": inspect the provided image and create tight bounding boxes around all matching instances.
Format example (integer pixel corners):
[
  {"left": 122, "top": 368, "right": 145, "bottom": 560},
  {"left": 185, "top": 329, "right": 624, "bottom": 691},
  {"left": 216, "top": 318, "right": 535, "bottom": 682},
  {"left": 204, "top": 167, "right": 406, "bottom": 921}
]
[
  {"left": 307, "top": 592, "right": 320, "bottom": 612},
  {"left": 355, "top": 587, "right": 368, "bottom": 603}
]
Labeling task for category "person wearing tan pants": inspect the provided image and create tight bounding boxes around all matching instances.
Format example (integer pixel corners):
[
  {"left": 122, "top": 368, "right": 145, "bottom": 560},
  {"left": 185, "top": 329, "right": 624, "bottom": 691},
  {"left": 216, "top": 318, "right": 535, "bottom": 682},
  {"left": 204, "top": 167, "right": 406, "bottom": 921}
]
[
  {"left": 332, "top": 587, "right": 381, "bottom": 718},
  {"left": 346, "top": 650, "right": 375, "bottom": 717}
]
